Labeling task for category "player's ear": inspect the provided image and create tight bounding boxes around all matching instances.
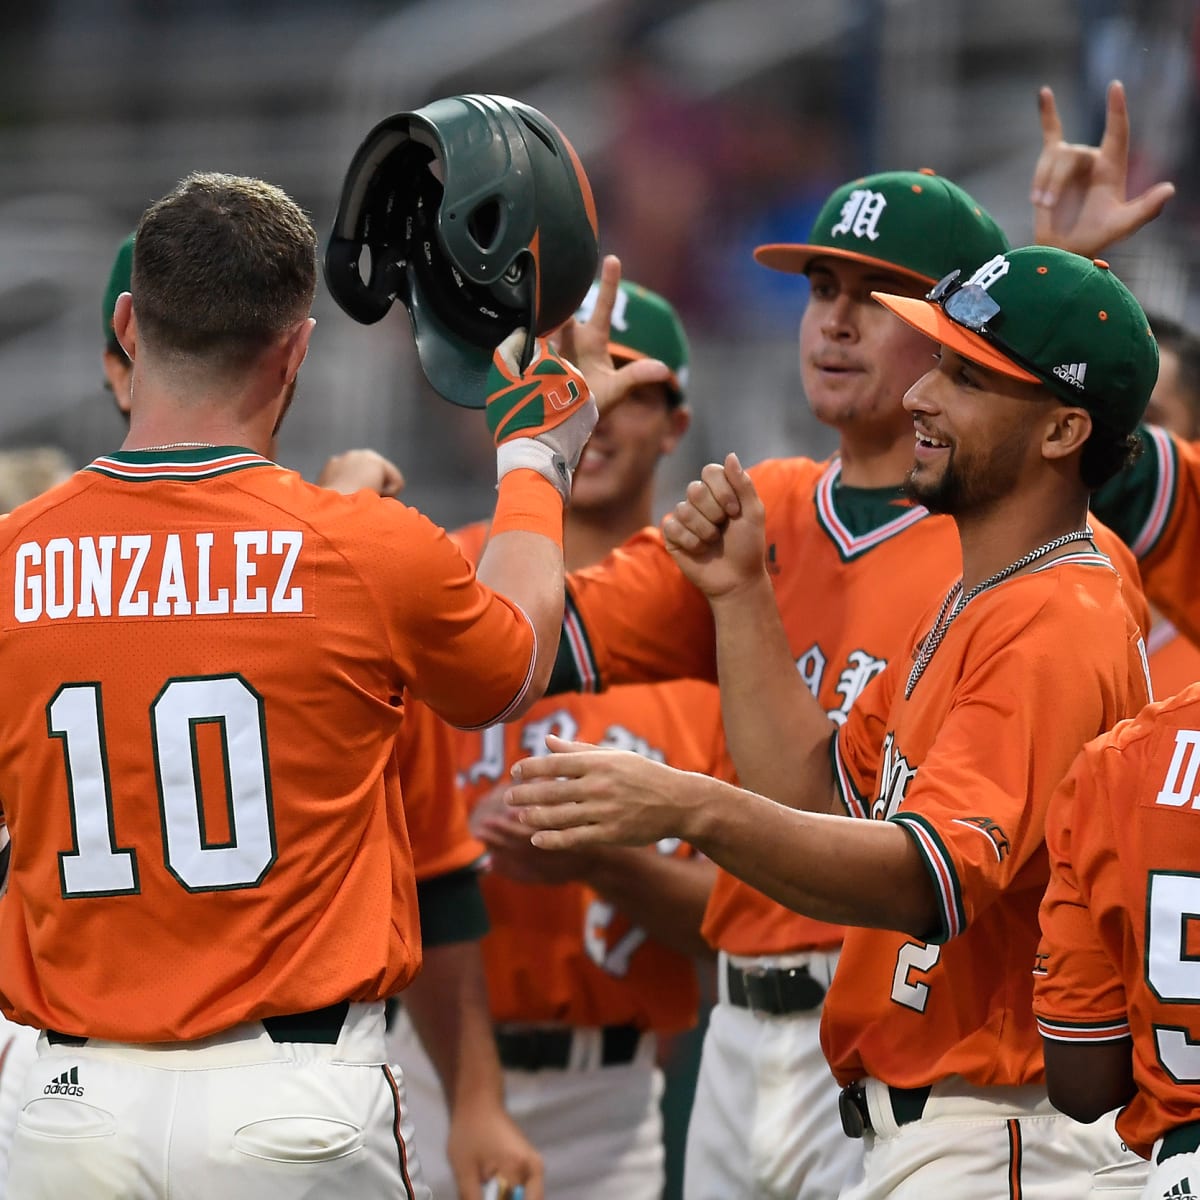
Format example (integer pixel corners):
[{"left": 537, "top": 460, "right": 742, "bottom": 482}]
[
  {"left": 1040, "top": 405, "right": 1092, "bottom": 461},
  {"left": 661, "top": 403, "right": 691, "bottom": 456},
  {"left": 282, "top": 317, "right": 316, "bottom": 385},
  {"left": 112, "top": 292, "right": 136, "bottom": 361}
]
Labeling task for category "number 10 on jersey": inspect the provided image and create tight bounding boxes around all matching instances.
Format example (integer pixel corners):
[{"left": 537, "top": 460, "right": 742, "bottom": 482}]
[{"left": 49, "top": 675, "right": 276, "bottom": 897}]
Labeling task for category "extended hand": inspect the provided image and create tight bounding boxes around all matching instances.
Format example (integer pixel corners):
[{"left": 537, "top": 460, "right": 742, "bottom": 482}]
[
  {"left": 557, "top": 254, "right": 672, "bottom": 416},
  {"left": 1031, "top": 79, "right": 1174, "bottom": 258},
  {"left": 316, "top": 448, "right": 405, "bottom": 497},
  {"left": 506, "top": 734, "right": 699, "bottom": 850},
  {"left": 662, "top": 452, "right": 769, "bottom": 599}
]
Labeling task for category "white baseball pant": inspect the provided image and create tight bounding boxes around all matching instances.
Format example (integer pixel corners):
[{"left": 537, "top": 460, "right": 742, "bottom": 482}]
[
  {"left": 0, "top": 1014, "right": 39, "bottom": 1194},
  {"left": 388, "top": 1007, "right": 665, "bottom": 1199},
  {"left": 683, "top": 949, "right": 861, "bottom": 1200},
  {"left": 840, "top": 1075, "right": 1147, "bottom": 1199},
  {"left": 6, "top": 1001, "right": 431, "bottom": 1200}
]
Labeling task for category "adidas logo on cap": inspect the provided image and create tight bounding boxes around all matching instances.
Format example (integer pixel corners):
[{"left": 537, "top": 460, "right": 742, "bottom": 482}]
[
  {"left": 43, "top": 1065, "right": 84, "bottom": 1097},
  {"left": 1052, "top": 361, "right": 1088, "bottom": 390},
  {"left": 1164, "top": 1176, "right": 1198, "bottom": 1199}
]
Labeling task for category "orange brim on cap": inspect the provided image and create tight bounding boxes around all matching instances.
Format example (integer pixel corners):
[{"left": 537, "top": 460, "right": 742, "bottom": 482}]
[
  {"left": 610, "top": 345, "right": 683, "bottom": 396},
  {"left": 871, "top": 291, "right": 1042, "bottom": 384},
  {"left": 754, "top": 243, "right": 936, "bottom": 285}
]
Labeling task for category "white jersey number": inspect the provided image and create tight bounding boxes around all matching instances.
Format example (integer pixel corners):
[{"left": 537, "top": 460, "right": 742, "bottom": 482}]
[
  {"left": 891, "top": 941, "right": 941, "bottom": 1012},
  {"left": 1148, "top": 872, "right": 1200, "bottom": 1082},
  {"left": 50, "top": 675, "right": 275, "bottom": 898}
]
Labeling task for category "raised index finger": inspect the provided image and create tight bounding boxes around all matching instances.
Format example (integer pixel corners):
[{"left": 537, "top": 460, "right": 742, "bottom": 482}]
[
  {"left": 1038, "top": 85, "right": 1064, "bottom": 147},
  {"left": 1097, "top": 79, "right": 1130, "bottom": 167},
  {"left": 583, "top": 254, "right": 623, "bottom": 335}
]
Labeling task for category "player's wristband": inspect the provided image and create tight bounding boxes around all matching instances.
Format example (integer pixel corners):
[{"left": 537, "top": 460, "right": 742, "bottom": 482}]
[
  {"left": 496, "top": 438, "right": 574, "bottom": 503},
  {"left": 491, "top": 468, "right": 564, "bottom": 543}
]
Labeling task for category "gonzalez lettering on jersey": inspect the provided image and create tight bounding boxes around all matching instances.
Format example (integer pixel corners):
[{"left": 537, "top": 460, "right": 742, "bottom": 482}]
[{"left": 11, "top": 529, "right": 307, "bottom": 623}]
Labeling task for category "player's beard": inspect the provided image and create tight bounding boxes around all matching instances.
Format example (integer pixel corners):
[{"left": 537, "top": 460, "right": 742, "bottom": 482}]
[{"left": 903, "top": 426, "right": 1028, "bottom": 516}]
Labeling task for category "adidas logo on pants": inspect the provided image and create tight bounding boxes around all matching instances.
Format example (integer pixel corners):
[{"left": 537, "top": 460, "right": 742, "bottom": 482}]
[{"left": 42, "top": 1065, "right": 83, "bottom": 1097}]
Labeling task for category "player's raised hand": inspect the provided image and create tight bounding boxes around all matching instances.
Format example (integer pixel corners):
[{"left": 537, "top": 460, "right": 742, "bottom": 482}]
[
  {"left": 487, "top": 328, "right": 597, "bottom": 501},
  {"left": 315, "top": 448, "right": 405, "bottom": 497},
  {"left": 1031, "top": 80, "right": 1175, "bottom": 258},
  {"left": 507, "top": 734, "right": 699, "bottom": 850},
  {"left": 557, "top": 254, "right": 672, "bottom": 416},
  {"left": 663, "top": 453, "right": 768, "bottom": 600}
]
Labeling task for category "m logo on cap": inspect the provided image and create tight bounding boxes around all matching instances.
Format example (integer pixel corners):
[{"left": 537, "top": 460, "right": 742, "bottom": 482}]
[{"left": 830, "top": 190, "right": 887, "bottom": 242}]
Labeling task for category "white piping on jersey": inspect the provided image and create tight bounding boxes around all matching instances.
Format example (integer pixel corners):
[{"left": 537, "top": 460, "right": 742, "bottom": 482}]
[
  {"left": 87, "top": 452, "right": 269, "bottom": 481},
  {"left": 562, "top": 603, "right": 599, "bottom": 694},
  {"left": 814, "top": 461, "right": 930, "bottom": 558},
  {"left": 1029, "top": 551, "right": 1115, "bottom": 574},
  {"left": 832, "top": 732, "right": 869, "bottom": 820},
  {"left": 1130, "top": 424, "right": 1176, "bottom": 559}
]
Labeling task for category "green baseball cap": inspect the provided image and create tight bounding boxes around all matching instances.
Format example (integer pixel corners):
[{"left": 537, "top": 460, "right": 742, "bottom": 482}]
[
  {"left": 102, "top": 232, "right": 135, "bottom": 354},
  {"left": 874, "top": 246, "right": 1158, "bottom": 437},
  {"left": 574, "top": 278, "right": 689, "bottom": 405},
  {"left": 755, "top": 168, "right": 1009, "bottom": 286}
]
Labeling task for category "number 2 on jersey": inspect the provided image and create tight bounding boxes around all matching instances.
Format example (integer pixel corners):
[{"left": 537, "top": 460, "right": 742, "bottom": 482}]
[
  {"left": 49, "top": 675, "right": 275, "bottom": 898},
  {"left": 891, "top": 940, "right": 941, "bottom": 1012}
]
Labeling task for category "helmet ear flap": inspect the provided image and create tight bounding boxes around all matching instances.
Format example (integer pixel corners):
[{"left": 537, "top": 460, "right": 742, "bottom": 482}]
[
  {"left": 324, "top": 94, "right": 597, "bottom": 407},
  {"left": 324, "top": 118, "right": 424, "bottom": 325}
]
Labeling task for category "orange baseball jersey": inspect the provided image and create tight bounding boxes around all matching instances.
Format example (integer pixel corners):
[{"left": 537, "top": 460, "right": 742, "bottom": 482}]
[
  {"left": 1147, "top": 619, "right": 1200, "bottom": 700},
  {"left": 454, "top": 520, "right": 731, "bottom": 1033},
  {"left": 1093, "top": 425, "right": 1200, "bottom": 645},
  {"left": 1034, "top": 685, "right": 1200, "bottom": 1158},
  {"left": 827, "top": 550, "right": 1150, "bottom": 1090},
  {"left": 0, "top": 447, "right": 542, "bottom": 1043},
  {"left": 555, "top": 456, "right": 1148, "bottom": 957}
]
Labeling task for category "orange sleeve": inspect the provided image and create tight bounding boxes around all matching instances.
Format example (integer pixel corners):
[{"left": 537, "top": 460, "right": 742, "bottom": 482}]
[
  {"left": 1033, "top": 753, "right": 1129, "bottom": 1043},
  {"left": 347, "top": 498, "right": 540, "bottom": 729},
  {"left": 1136, "top": 433, "right": 1200, "bottom": 645},
  {"left": 560, "top": 527, "right": 718, "bottom": 691}
]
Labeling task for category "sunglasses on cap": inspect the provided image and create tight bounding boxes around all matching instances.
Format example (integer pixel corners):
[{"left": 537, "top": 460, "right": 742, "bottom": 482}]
[{"left": 927, "top": 270, "right": 1050, "bottom": 386}]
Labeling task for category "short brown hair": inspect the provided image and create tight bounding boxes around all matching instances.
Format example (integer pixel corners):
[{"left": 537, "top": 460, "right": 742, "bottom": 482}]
[{"left": 132, "top": 172, "right": 317, "bottom": 369}]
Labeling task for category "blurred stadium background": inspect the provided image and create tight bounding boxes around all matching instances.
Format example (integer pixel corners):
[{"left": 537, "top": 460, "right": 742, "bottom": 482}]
[{"left": 0, "top": 0, "right": 1194, "bottom": 528}]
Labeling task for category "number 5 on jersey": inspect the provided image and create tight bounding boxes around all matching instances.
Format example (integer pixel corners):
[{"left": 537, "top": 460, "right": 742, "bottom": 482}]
[{"left": 49, "top": 675, "right": 275, "bottom": 897}]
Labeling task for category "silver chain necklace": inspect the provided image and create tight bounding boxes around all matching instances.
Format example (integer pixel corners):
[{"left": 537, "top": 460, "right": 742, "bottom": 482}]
[
  {"left": 904, "top": 526, "right": 1096, "bottom": 699},
  {"left": 136, "top": 442, "right": 219, "bottom": 452}
]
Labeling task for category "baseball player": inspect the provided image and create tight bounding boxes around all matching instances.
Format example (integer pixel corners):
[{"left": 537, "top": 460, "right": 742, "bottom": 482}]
[
  {"left": 1109, "top": 313, "right": 1200, "bottom": 697},
  {"left": 389, "top": 278, "right": 728, "bottom": 1200},
  {"left": 542, "top": 147, "right": 1153, "bottom": 1196},
  {"left": 1026, "top": 83, "right": 1200, "bottom": 702},
  {"left": 94, "top": 221, "right": 542, "bottom": 1199},
  {"left": 0, "top": 171, "right": 596, "bottom": 1199},
  {"left": 511, "top": 245, "right": 1158, "bottom": 1199},
  {"left": 1034, "top": 679, "right": 1200, "bottom": 1200}
]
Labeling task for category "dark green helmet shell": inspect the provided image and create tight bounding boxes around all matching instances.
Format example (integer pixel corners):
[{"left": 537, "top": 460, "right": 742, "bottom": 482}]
[{"left": 325, "top": 93, "right": 599, "bottom": 408}]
